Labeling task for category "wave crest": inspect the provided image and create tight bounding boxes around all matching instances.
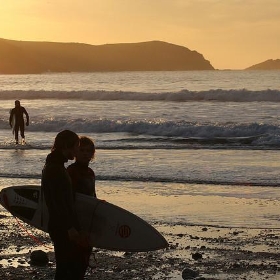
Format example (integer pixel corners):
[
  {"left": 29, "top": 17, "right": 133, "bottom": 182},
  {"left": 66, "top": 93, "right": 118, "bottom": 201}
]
[{"left": 0, "top": 89, "right": 280, "bottom": 102}]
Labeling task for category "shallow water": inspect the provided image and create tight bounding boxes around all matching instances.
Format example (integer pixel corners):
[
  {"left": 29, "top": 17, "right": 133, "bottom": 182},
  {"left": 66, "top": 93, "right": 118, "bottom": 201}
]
[{"left": 1, "top": 71, "right": 280, "bottom": 230}]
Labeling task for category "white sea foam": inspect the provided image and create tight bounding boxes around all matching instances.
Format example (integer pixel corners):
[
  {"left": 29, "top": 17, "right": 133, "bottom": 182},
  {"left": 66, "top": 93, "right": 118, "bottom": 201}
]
[{"left": 0, "top": 89, "right": 280, "bottom": 102}]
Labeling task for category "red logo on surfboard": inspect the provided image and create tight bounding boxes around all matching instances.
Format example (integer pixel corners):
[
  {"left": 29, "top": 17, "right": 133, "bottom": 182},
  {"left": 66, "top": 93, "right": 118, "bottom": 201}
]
[{"left": 118, "top": 225, "right": 131, "bottom": 238}]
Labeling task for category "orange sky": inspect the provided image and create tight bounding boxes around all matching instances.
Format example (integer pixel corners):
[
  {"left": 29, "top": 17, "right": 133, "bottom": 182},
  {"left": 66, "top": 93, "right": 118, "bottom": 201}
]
[{"left": 1, "top": 0, "right": 280, "bottom": 69}]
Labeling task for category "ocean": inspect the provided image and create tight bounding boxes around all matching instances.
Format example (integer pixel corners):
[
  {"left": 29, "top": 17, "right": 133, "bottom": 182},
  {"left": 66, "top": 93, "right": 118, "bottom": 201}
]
[{"left": 0, "top": 70, "right": 280, "bottom": 229}]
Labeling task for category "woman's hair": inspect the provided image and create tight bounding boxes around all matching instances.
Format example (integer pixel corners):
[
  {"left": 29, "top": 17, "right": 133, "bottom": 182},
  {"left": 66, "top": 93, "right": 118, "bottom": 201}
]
[
  {"left": 51, "top": 130, "right": 79, "bottom": 152},
  {"left": 79, "top": 136, "right": 95, "bottom": 159}
]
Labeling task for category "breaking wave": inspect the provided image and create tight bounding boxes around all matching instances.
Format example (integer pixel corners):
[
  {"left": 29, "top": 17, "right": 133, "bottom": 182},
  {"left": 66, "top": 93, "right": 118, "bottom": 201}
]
[{"left": 0, "top": 89, "right": 280, "bottom": 102}]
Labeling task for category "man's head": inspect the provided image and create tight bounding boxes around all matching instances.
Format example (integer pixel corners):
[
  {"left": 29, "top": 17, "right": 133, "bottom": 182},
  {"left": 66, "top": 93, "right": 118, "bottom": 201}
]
[
  {"left": 51, "top": 130, "right": 80, "bottom": 160},
  {"left": 15, "top": 100, "right": 20, "bottom": 107}
]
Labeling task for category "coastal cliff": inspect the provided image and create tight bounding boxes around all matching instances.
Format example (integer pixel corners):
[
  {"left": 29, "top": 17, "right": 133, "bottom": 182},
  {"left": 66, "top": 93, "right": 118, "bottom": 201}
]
[
  {"left": 246, "top": 59, "right": 280, "bottom": 70},
  {"left": 0, "top": 38, "right": 214, "bottom": 74}
]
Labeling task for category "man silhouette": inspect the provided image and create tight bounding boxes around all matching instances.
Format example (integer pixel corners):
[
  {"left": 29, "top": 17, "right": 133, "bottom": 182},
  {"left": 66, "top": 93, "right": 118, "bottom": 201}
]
[{"left": 9, "top": 100, "right": 29, "bottom": 144}]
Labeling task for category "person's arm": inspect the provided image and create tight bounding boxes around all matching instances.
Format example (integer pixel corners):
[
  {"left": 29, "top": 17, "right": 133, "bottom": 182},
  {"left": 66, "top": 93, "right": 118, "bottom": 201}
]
[
  {"left": 67, "top": 165, "right": 78, "bottom": 193},
  {"left": 85, "top": 167, "right": 96, "bottom": 197},
  {"left": 90, "top": 168, "right": 97, "bottom": 197}
]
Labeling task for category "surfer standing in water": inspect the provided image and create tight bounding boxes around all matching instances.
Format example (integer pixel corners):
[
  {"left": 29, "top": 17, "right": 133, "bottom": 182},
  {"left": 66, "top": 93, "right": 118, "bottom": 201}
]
[
  {"left": 9, "top": 100, "right": 29, "bottom": 144},
  {"left": 42, "top": 130, "right": 89, "bottom": 280}
]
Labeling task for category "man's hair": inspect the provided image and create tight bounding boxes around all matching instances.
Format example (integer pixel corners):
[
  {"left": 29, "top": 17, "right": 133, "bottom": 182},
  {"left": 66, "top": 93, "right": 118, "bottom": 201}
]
[
  {"left": 80, "top": 136, "right": 95, "bottom": 149},
  {"left": 51, "top": 130, "right": 79, "bottom": 152}
]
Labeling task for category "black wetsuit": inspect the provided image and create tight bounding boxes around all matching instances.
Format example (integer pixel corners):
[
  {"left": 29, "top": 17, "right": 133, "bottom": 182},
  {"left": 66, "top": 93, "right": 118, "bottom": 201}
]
[
  {"left": 67, "top": 161, "right": 96, "bottom": 197},
  {"left": 42, "top": 150, "right": 87, "bottom": 280},
  {"left": 9, "top": 106, "right": 29, "bottom": 143},
  {"left": 67, "top": 161, "right": 96, "bottom": 273}
]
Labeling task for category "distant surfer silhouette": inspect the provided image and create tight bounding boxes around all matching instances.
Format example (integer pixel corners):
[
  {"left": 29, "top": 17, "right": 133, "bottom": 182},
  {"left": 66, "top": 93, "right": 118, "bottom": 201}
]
[{"left": 9, "top": 100, "right": 29, "bottom": 144}]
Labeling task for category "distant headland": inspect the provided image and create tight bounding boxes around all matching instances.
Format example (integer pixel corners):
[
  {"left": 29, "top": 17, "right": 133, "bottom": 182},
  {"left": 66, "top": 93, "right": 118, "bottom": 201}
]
[
  {"left": 246, "top": 59, "right": 280, "bottom": 70},
  {"left": 0, "top": 38, "right": 214, "bottom": 74}
]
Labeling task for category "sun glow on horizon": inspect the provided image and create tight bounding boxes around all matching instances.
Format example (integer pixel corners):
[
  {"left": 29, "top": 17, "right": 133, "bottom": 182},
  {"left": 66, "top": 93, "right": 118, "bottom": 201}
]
[{"left": 0, "top": 0, "right": 280, "bottom": 69}]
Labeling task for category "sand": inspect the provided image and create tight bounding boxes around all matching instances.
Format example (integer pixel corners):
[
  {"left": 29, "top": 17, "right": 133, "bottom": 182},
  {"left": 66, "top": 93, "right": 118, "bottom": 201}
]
[{"left": 1, "top": 211, "right": 280, "bottom": 280}]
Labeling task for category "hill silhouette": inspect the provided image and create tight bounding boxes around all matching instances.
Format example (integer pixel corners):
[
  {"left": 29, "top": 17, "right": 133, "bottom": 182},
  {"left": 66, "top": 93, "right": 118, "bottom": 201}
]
[
  {"left": 246, "top": 59, "right": 280, "bottom": 70},
  {"left": 0, "top": 38, "right": 214, "bottom": 74}
]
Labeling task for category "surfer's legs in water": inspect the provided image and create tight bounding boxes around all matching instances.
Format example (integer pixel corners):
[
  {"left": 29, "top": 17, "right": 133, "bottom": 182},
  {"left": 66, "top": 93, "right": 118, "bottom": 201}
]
[
  {"left": 14, "top": 124, "right": 20, "bottom": 144},
  {"left": 19, "top": 122, "right": 25, "bottom": 143},
  {"left": 14, "top": 122, "right": 25, "bottom": 144}
]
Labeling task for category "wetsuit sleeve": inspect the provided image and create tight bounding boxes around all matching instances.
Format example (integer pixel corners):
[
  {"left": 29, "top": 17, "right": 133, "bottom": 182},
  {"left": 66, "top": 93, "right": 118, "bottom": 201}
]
[
  {"left": 67, "top": 165, "right": 79, "bottom": 193},
  {"left": 22, "top": 107, "right": 29, "bottom": 124},
  {"left": 88, "top": 168, "right": 96, "bottom": 197}
]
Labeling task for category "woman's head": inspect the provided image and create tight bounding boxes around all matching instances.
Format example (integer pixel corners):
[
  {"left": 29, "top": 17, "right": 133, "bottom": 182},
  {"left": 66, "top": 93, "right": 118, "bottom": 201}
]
[
  {"left": 52, "top": 130, "right": 80, "bottom": 160},
  {"left": 76, "top": 136, "right": 95, "bottom": 164}
]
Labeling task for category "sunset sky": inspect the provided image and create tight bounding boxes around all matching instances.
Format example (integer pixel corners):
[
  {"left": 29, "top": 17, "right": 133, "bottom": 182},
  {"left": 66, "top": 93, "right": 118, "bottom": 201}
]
[{"left": 1, "top": 0, "right": 279, "bottom": 69}]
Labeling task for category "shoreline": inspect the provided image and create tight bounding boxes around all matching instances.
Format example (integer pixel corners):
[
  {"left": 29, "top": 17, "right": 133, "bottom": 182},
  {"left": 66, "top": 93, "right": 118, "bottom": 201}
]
[{"left": 1, "top": 212, "right": 280, "bottom": 279}]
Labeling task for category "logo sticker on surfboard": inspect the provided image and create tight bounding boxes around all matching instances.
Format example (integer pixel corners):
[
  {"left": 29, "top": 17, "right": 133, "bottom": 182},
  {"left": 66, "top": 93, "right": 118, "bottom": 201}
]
[{"left": 118, "top": 225, "right": 131, "bottom": 238}]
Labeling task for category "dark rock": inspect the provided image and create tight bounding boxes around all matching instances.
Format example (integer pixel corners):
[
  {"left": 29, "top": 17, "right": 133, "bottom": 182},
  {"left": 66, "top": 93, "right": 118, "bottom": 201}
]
[
  {"left": 189, "top": 235, "right": 200, "bottom": 240},
  {"left": 182, "top": 267, "right": 199, "bottom": 279},
  {"left": 192, "top": 252, "right": 203, "bottom": 260},
  {"left": 30, "top": 250, "right": 49, "bottom": 266}
]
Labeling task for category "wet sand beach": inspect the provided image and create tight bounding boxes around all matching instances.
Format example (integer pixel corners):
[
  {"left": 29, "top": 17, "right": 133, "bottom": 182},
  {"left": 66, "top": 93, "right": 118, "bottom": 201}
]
[{"left": 1, "top": 211, "right": 280, "bottom": 280}]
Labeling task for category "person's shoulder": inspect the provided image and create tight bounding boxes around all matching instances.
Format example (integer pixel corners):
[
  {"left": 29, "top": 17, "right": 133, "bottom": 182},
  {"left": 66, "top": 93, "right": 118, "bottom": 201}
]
[
  {"left": 67, "top": 162, "right": 77, "bottom": 171},
  {"left": 88, "top": 167, "right": 95, "bottom": 176},
  {"left": 67, "top": 163, "right": 80, "bottom": 177},
  {"left": 42, "top": 164, "right": 66, "bottom": 181},
  {"left": 44, "top": 162, "right": 65, "bottom": 172}
]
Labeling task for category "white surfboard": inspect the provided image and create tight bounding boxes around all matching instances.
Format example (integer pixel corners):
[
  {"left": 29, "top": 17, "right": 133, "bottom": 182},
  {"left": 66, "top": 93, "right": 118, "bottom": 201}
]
[
  {"left": 0, "top": 185, "right": 168, "bottom": 252},
  {"left": 10, "top": 110, "right": 16, "bottom": 135}
]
